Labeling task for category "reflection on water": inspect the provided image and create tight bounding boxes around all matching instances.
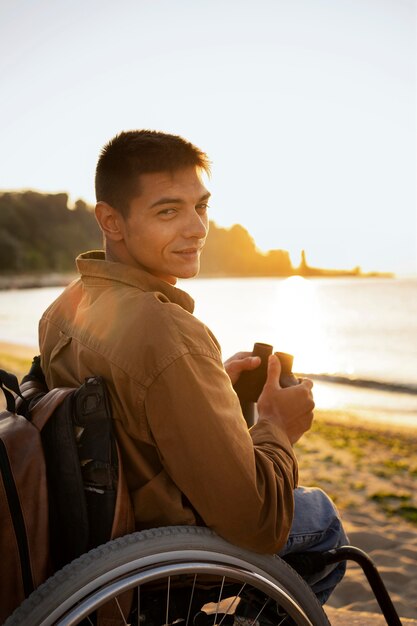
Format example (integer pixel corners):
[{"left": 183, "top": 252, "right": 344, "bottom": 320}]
[
  {"left": 269, "top": 276, "right": 334, "bottom": 374},
  {"left": 313, "top": 381, "right": 417, "bottom": 429},
  {"left": 184, "top": 276, "right": 417, "bottom": 386}
]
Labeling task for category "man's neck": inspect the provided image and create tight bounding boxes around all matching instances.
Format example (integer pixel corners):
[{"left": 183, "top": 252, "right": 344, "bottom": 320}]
[{"left": 104, "top": 243, "right": 178, "bottom": 286}]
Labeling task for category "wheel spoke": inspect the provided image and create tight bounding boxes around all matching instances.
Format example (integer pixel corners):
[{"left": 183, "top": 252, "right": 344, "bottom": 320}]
[
  {"left": 185, "top": 574, "right": 198, "bottom": 626},
  {"left": 114, "top": 596, "right": 130, "bottom": 625},
  {"left": 165, "top": 576, "right": 171, "bottom": 626},
  {"left": 250, "top": 595, "right": 271, "bottom": 626},
  {"left": 217, "top": 584, "right": 246, "bottom": 626},
  {"left": 213, "top": 576, "right": 226, "bottom": 625}
]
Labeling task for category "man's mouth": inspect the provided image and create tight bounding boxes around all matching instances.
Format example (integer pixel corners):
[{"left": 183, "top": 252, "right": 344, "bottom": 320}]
[{"left": 174, "top": 247, "right": 202, "bottom": 256}]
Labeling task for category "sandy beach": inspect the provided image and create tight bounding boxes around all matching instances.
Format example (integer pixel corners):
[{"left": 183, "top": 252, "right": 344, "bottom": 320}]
[
  {"left": 0, "top": 341, "right": 38, "bottom": 379},
  {"left": 1, "top": 341, "right": 416, "bottom": 621},
  {"left": 295, "top": 412, "right": 417, "bottom": 620}
]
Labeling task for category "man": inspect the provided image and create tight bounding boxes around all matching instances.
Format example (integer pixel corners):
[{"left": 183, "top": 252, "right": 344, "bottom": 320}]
[{"left": 39, "top": 130, "right": 347, "bottom": 603}]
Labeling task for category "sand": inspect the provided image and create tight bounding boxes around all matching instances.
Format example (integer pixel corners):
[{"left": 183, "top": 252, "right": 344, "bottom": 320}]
[
  {"left": 1, "top": 341, "right": 416, "bottom": 620},
  {"left": 296, "top": 411, "right": 417, "bottom": 620}
]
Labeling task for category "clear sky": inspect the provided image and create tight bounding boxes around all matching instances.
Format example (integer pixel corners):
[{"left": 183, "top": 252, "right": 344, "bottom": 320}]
[{"left": 1, "top": 0, "right": 415, "bottom": 274}]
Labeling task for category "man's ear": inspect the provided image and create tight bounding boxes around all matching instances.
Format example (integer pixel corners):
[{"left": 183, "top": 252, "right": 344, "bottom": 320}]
[{"left": 95, "top": 202, "right": 124, "bottom": 242}]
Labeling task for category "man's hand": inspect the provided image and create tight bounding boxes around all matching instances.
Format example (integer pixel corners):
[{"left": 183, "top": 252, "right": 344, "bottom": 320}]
[
  {"left": 224, "top": 351, "right": 261, "bottom": 386},
  {"left": 257, "top": 354, "right": 314, "bottom": 444}
]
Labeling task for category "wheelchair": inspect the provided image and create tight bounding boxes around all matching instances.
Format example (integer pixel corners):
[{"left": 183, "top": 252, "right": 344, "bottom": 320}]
[{"left": 4, "top": 525, "right": 403, "bottom": 626}]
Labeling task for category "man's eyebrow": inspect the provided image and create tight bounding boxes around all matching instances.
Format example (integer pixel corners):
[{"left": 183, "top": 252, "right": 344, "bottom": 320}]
[{"left": 150, "top": 192, "right": 211, "bottom": 208}]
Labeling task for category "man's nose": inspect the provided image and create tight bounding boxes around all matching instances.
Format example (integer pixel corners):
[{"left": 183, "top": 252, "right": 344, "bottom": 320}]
[{"left": 184, "top": 210, "right": 208, "bottom": 239}]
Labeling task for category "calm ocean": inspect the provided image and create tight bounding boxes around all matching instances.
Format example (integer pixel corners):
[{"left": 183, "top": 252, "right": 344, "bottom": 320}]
[{"left": 1, "top": 276, "right": 417, "bottom": 427}]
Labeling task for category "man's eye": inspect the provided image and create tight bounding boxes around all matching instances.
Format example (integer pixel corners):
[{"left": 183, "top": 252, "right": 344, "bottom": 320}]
[
  {"left": 158, "top": 208, "right": 177, "bottom": 216},
  {"left": 197, "top": 203, "right": 209, "bottom": 212}
]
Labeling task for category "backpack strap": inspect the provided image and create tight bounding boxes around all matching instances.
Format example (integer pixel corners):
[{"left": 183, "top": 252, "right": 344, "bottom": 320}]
[
  {"left": 111, "top": 442, "right": 135, "bottom": 539},
  {"left": 30, "top": 388, "right": 74, "bottom": 431},
  {"left": 17, "top": 379, "right": 52, "bottom": 419},
  {"left": 0, "top": 369, "right": 26, "bottom": 413}
]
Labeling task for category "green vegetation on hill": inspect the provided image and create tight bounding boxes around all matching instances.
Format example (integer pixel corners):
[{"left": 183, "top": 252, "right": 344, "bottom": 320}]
[
  {"left": 0, "top": 191, "right": 102, "bottom": 272},
  {"left": 0, "top": 190, "right": 293, "bottom": 276}
]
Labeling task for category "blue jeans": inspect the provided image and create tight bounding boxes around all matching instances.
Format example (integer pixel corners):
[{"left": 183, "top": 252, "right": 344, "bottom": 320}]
[{"left": 278, "top": 486, "right": 349, "bottom": 604}]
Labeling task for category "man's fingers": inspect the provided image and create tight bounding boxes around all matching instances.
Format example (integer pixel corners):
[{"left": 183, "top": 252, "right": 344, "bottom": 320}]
[
  {"left": 264, "top": 354, "right": 282, "bottom": 388},
  {"left": 239, "top": 356, "right": 261, "bottom": 371},
  {"left": 225, "top": 355, "right": 261, "bottom": 385},
  {"left": 298, "top": 377, "right": 314, "bottom": 391},
  {"left": 227, "top": 356, "right": 260, "bottom": 373},
  {"left": 225, "top": 351, "right": 252, "bottom": 363}
]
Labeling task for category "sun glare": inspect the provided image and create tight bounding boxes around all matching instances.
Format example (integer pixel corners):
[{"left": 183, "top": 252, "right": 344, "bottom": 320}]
[{"left": 269, "top": 277, "right": 334, "bottom": 374}]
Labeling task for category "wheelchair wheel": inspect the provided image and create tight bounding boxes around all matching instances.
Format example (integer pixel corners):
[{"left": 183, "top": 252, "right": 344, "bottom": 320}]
[{"left": 5, "top": 526, "right": 330, "bottom": 626}]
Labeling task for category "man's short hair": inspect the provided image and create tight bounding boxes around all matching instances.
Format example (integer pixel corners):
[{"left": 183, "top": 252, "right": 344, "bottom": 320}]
[{"left": 95, "top": 130, "right": 211, "bottom": 216}]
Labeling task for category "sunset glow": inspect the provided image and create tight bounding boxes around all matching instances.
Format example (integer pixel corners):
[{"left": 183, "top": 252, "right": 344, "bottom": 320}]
[{"left": 269, "top": 277, "right": 334, "bottom": 374}]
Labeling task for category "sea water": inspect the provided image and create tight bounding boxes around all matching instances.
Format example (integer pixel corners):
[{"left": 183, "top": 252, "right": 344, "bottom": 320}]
[{"left": 1, "top": 276, "right": 417, "bottom": 427}]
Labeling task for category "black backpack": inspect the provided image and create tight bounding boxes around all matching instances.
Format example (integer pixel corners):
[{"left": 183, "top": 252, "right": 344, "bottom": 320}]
[{"left": 0, "top": 358, "right": 134, "bottom": 622}]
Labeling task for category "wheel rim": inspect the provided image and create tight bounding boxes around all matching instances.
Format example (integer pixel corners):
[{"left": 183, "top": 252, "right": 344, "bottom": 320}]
[{"left": 45, "top": 556, "right": 314, "bottom": 626}]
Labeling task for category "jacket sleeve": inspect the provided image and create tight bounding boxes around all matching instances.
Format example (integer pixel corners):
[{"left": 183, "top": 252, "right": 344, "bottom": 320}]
[{"left": 144, "top": 352, "right": 298, "bottom": 554}]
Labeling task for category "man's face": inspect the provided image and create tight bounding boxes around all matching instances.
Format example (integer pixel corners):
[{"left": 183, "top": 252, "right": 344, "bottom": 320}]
[{"left": 117, "top": 167, "right": 210, "bottom": 284}]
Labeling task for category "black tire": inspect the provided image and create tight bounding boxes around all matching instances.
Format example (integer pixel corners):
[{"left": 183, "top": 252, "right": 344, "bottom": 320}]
[{"left": 5, "top": 526, "right": 331, "bottom": 626}]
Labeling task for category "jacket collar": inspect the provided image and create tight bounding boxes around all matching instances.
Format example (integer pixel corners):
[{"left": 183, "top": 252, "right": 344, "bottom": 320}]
[{"left": 76, "top": 251, "right": 195, "bottom": 313}]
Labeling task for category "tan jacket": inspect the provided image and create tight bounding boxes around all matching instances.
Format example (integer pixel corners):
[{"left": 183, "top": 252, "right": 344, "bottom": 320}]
[{"left": 39, "top": 251, "right": 298, "bottom": 554}]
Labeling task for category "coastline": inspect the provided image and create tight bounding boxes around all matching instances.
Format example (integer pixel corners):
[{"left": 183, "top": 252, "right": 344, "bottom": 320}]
[
  {"left": 0, "top": 341, "right": 416, "bottom": 619},
  {"left": 0, "top": 273, "right": 76, "bottom": 290},
  {"left": 0, "top": 270, "right": 395, "bottom": 291}
]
